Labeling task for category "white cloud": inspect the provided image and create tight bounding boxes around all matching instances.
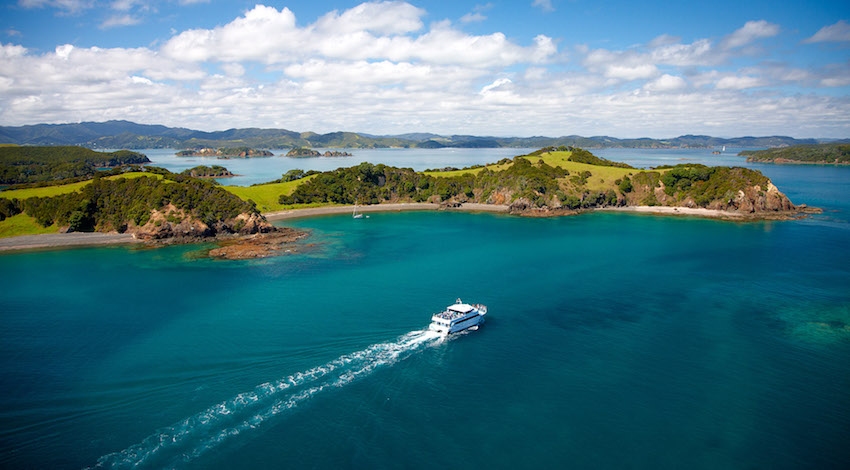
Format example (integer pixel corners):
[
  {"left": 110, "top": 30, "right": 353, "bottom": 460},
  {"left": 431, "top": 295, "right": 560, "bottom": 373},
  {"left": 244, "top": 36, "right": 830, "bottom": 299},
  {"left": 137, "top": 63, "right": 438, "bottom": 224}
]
[
  {"left": 461, "top": 2, "right": 493, "bottom": 23},
  {"left": 110, "top": 0, "right": 139, "bottom": 11},
  {"left": 803, "top": 20, "right": 850, "bottom": 44},
  {"left": 100, "top": 14, "right": 141, "bottom": 29},
  {"left": 1, "top": 3, "right": 848, "bottom": 138},
  {"left": 721, "top": 20, "right": 779, "bottom": 49},
  {"left": 583, "top": 48, "right": 658, "bottom": 80},
  {"left": 163, "top": 4, "right": 553, "bottom": 67},
  {"left": 314, "top": 1, "right": 425, "bottom": 35},
  {"left": 648, "top": 34, "right": 681, "bottom": 48},
  {"left": 532, "top": 0, "right": 554, "bottom": 13},
  {"left": 643, "top": 74, "right": 687, "bottom": 92},
  {"left": 460, "top": 12, "right": 486, "bottom": 23},
  {"left": 715, "top": 75, "right": 766, "bottom": 90},
  {"left": 17, "top": 0, "right": 92, "bottom": 12}
]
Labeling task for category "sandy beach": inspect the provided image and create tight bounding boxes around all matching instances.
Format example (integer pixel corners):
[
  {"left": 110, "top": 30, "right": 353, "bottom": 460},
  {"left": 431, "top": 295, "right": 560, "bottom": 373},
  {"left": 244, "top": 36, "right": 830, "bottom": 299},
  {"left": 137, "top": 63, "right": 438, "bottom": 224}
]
[
  {"left": 264, "top": 202, "right": 510, "bottom": 221},
  {"left": 0, "top": 233, "right": 141, "bottom": 252},
  {"left": 595, "top": 206, "right": 745, "bottom": 218}
]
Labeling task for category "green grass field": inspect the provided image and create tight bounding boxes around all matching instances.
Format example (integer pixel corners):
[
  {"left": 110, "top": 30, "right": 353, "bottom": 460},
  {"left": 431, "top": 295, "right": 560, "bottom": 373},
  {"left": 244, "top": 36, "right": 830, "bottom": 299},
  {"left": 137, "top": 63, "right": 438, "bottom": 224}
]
[
  {"left": 222, "top": 176, "right": 316, "bottom": 212},
  {"left": 0, "top": 213, "right": 57, "bottom": 238}
]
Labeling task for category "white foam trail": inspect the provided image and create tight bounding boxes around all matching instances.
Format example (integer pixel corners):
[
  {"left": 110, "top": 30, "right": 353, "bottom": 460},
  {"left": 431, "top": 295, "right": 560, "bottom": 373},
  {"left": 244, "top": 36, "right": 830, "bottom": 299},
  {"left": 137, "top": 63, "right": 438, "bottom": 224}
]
[{"left": 92, "top": 330, "right": 443, "bottom": 469}]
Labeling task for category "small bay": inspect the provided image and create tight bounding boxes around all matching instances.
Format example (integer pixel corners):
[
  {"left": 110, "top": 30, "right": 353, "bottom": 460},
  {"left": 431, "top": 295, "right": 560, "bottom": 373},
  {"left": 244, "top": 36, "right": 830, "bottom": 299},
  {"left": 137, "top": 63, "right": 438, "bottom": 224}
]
[{"left": 1, "top": 149, "right": 848, "bottom": 469}]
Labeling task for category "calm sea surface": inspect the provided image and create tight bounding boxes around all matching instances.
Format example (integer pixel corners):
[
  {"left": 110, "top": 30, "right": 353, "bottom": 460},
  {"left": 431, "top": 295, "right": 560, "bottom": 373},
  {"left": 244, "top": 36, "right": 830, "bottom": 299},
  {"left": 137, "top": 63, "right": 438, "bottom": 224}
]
[{"left": 1, "top": 149, "right": 849, "bottom": 469}]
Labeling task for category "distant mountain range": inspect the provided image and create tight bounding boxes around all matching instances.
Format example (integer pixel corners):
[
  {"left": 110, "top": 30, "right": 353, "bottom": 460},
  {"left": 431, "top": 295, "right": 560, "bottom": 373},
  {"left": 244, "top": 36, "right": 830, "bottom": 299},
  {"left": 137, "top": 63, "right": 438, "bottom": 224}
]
[{"left": 0, "top": 120, "right": 840, "bottom": 150}]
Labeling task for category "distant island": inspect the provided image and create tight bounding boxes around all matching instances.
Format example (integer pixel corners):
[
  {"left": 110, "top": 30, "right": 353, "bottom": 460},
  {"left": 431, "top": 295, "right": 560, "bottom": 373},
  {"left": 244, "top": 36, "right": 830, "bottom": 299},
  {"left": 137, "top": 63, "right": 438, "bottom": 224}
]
[
  {"left": 0, "top": 120, "right": 842, "bottom": 150},
  {"left": 0, "top": 145, "right": 149, "bottom": 184},
  {"left": 180, "top": 165, "right": 236, "bottom": 178},
  {"left": 285, "top": 148, "right": 352, "bottom": 157},
  {"left": 176, "top": 147, "right": 273, "bottom": 158},
  {"left": 740, "top": 143, "right": 850, "bottom": 164}
]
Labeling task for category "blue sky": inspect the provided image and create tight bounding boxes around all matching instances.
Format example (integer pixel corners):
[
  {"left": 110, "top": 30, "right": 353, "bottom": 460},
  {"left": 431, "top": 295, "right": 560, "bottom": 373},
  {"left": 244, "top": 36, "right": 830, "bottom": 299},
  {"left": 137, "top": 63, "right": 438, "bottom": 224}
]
[{"left": 1, "top": 0, "right": 848, "bottom": 137}]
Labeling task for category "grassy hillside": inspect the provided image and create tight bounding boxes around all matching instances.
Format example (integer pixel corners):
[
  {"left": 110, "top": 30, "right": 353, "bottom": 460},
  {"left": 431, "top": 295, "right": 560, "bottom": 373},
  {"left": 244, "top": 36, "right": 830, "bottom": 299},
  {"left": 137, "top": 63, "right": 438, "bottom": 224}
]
[
  {"left": 223, "top": 176, "right": 318, "bottom": 212},
  {"left": 740, "top": 143, "right": 850, "bottom": 164},
  {"left": 0, "top": 214, "right": 58, "bottom": 238}
]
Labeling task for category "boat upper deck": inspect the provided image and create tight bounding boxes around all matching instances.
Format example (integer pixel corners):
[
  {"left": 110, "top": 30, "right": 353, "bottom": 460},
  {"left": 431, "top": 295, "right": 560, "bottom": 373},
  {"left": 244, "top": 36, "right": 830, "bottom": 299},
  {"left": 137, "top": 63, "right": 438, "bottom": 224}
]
[{"left": 432, "top": 303, "right": 485, "bottom": 322}]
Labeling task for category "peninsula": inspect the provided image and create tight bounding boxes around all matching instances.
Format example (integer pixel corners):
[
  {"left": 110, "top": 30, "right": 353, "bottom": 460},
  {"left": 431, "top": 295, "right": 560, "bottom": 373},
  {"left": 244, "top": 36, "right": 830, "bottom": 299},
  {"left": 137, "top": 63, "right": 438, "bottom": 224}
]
[{"left": 740, "top": 143, "right": 850, "bottom": 164}]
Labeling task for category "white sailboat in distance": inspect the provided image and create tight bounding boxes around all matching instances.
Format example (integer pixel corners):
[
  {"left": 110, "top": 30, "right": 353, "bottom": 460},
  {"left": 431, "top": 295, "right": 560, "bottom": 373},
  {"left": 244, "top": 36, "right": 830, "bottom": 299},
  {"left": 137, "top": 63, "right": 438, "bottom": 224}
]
[{"left": 353, "top": 201, "right": 368, "bottom": 219}]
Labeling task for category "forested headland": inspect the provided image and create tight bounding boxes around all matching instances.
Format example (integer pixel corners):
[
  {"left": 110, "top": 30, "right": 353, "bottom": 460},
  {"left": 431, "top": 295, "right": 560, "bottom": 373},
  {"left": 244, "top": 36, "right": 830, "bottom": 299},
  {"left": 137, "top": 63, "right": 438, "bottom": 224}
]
[
  {"left": 0, "top": 146, "right": 149, "bottom": 184},
  {"left": 740, "top": 143, "right": 850, "bottom": 164}
]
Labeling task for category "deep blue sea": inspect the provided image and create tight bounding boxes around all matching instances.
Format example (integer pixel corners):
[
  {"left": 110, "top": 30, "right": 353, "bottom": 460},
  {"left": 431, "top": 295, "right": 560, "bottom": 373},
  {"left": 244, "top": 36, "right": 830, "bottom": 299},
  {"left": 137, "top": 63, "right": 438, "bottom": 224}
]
[{"left": 1, "top": 149, "right": 849, "bottom": 469}]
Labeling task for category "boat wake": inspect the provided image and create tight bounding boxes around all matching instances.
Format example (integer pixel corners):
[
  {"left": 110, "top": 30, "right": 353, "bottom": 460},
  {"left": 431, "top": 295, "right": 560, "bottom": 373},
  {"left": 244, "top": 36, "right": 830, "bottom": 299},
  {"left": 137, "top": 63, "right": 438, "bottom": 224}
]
[{"left": 91, "top": 329, "right": 444, "bottom": 469}]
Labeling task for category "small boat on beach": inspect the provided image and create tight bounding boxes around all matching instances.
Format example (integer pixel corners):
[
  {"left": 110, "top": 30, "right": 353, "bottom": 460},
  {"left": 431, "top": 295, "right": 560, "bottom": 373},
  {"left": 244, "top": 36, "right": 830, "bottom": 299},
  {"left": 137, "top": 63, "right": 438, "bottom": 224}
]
[{"left": 428, "top": 299, "right": 487, "bottom": 335}]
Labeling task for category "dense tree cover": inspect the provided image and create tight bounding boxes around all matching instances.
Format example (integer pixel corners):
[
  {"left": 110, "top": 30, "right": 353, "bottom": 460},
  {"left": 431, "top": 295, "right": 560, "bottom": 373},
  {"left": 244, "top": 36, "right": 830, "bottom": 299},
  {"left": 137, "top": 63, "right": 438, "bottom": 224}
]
[
  {"left": 180, "top": 165, "right": 233, "bottom": 178},
  {"left": 655, "top": 164, "right": 769, "bottom": 206},
  {"left": 740, "top": 143, "right": 850, "bottom": 163},
  {"left": 4, "top": 166, "right": 138, "bottom": 190},
  {"left": 278, "top": 157, "right": 571, "bottom": 207},
  {"left": 0, "top": 146, "right": 149, "bottom": 184},
  {"left": 0, "top": 198, "right": 22, "bottom": 221},
  {"left": 21, "top": 172, "right": 257, "bottom": 232}
]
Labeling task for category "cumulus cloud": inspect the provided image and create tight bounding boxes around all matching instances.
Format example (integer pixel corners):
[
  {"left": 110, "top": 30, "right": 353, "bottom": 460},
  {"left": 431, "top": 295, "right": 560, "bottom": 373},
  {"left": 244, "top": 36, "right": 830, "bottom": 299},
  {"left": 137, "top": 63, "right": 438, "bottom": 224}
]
[
  {"left": 162, "top": 4, "right": 553, "bottom": 67},
  {"left": 643, "top": 74, "right": 687, "bottom": 92},
  {"left": 803, "top": 20, "right": 850, "bottom": 43},
  {"left": 1, "top": 3, "right": 848, "bottom": 137}
]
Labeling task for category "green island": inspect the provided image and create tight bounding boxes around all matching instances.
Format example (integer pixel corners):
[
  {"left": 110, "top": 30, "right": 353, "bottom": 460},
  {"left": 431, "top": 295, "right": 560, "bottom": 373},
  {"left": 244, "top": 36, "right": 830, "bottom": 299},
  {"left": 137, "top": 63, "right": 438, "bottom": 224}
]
[
  {"left": 176, "top": 147, "right": 273, "bottom": 158},
  {"left": 739, "top": 143, "right": 850, "bottom": 164},
  {"left": 271, "top": 146, "right": 798, "bottom": 215},
  {"left": 285, "top": 148, "right": 353, "bottom": 157},
  {"left": 180, "top": 165, "right": 236, "bottom": 178},
  {"left": 0, "top": 146, "right": 816, "bottom": 256},
  {"left": 0, "top": 145, "right": 150, "bottom": 184}
]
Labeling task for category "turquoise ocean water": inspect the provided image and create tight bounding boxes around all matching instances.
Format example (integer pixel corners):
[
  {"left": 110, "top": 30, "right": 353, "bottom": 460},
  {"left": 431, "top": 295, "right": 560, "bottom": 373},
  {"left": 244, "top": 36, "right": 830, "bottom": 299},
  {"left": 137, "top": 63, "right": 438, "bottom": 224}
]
[{"left": 1, "top": 149, "right": 849, "bottom": 468}]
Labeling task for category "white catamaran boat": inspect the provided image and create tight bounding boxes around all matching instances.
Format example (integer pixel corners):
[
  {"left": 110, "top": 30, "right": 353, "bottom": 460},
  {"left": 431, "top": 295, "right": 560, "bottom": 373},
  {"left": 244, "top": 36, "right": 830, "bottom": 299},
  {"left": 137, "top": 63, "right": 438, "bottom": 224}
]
[{"left": 428, "top": 299, "right": 487, "bottom": 335}]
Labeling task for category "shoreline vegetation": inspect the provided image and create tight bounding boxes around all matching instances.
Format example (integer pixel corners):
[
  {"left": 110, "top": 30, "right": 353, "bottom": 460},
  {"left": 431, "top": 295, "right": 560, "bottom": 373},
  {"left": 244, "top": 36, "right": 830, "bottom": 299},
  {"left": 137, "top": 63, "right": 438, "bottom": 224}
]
[
  {"left": 740, "top": 143, "right": 850, "bottom": 164},
  {"left": 0, "top": 145, "right": 823, "bottom": 258}
]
